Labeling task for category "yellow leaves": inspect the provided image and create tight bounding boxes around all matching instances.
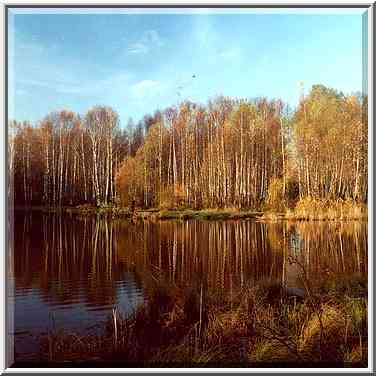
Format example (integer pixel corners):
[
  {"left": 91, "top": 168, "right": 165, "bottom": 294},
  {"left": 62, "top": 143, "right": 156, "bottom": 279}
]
[
  {"left": 266, "top": 177, "right": 286, "bottom": 212},
  {"left": 346, "top": 95, "right": 359, "bottom": 106},
  {"left": 115, "top": 156, "right": 144, "bottom": 206}
]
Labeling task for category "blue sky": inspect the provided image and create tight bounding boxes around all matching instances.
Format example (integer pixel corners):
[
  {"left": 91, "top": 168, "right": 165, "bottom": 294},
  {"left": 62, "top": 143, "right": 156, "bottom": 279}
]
[{"left": 8, "top": 9, "right": 365, "bottom": 127}]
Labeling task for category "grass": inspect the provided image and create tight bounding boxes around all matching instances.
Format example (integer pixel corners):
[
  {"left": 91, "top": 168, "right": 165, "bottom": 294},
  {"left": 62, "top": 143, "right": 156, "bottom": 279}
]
[
  {"left": 15, "top": 198, "right": 367, "bottom": 221},
  {"left": 285, "top": 198, "right": 367, "bottom": 221},
  {"left": 33, "top": 272, "right": 367, "bottom": 367},
  {"left": 17, "top": 205, "right": 262, "bottom": 221},
  {"left": 156, "top": 209, "right": 262, "bottom": 221}
]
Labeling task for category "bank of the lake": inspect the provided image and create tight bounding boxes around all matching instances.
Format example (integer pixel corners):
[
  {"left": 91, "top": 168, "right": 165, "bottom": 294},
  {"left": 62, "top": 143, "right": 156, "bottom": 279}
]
[
  {"left": 29, "top": 274, "right": 367, "bottom": 367},
  {"left": 15, "top": 198, "right": 367, "bottom": 221}
]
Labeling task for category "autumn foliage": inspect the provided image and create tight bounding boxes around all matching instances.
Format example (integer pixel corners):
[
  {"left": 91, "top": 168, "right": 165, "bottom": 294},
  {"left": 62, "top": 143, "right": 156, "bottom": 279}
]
[{"left": 8, "top": 85, "right": 367, "bottom": 212}]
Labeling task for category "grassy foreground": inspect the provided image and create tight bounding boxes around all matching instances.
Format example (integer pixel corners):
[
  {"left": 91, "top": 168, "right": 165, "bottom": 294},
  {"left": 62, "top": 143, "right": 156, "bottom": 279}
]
[{"left": 36, "top": 273, "right": 367, "bottom": 367}]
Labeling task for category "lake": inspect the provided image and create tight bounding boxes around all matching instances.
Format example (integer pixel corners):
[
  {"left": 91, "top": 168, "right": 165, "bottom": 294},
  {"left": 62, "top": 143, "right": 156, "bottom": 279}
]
[{"left": 9, "top": 212, "right": 367, "bottom": 362}]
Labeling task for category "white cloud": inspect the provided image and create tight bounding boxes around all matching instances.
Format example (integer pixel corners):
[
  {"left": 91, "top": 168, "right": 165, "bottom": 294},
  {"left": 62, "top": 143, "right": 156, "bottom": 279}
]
[
  {"left": 15, "top": 35, "right": 59, "bottom": 57},
  {"left": 15, "top": 88, "right": 27, "bottom": 96},
  {"left": 17, "top": 77, "right": 79, "bottom": 94},
  {"left": 128, "top": 42, "right": 149, "bottom": 54},
  {"left": 193, "top": 15, "right": 217, "bottom": 49},
  {"left": 219, "top": 48, "right": 240, "bottom": 60},
  {"left": 16, "top": 72, "right": 133, "bottom": 97},
  {"left": 127, "top": 29, "right": 164, "bottom": 55},
  {"left": 17, "top": 40, "right": 45, "bottom": 54},
  {"left": 144, "top": 30, "right": 163, "bottom": 47},
  {"left": 131, "top": 80, "right": 163, "bottom": 99}
]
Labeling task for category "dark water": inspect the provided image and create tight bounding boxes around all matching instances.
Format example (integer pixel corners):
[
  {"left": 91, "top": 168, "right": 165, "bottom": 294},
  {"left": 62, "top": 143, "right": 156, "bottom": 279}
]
[{"left": 9, "top": 212, "right": 368, "bottom": 361}]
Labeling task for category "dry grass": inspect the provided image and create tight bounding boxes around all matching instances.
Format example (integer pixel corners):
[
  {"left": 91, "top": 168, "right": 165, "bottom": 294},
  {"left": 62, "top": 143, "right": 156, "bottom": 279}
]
[
  {"left": 249, "top": 338, "right": 299, "bottom": 363},
  {"left": 34, "top": 274, "right": 367, "bottom": 367},
  {"left": 288, "top": 198, "right": 367, "bottom": 221},
  {"left": 298, "top": 304, "right": 346, "bottom": 361}
]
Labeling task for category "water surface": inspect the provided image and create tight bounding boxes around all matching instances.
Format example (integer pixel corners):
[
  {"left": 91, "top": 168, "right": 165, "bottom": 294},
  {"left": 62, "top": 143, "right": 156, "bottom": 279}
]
[{"left": 9, "top": 212, "right": 368, "bottom": 361}]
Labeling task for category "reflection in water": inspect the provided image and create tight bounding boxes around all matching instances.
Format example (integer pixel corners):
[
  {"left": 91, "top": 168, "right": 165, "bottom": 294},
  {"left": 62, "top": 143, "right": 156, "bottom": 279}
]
[
  {"left": 11, "top": 213, "right": 367, "bottom": 360},
  {"left": 115, "top": 219, "right": 367, "bottom": 290}
]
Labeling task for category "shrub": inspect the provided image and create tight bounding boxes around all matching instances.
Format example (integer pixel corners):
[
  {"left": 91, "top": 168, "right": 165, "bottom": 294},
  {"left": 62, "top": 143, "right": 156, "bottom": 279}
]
[
  {"left": 159, "top": 185, "right": 186, "bottom": 210},
  {"left": 266, "top": 178, "right": 286, "bottom": 212},
  {"left": 293, "top": 197, "right": 367, "bottom": 220}
]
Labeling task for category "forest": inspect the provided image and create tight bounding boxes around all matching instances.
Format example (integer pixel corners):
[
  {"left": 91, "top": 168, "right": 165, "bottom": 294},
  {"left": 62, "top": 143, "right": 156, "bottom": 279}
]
[{"left": 8, "top": 84, "right": 368, "bottom": 213}]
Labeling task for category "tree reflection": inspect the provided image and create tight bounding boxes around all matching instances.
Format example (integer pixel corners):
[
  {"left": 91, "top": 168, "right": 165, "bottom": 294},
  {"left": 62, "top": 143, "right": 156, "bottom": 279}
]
[{"left": 14, "top": 213, "right": 367, "bottom": 313}]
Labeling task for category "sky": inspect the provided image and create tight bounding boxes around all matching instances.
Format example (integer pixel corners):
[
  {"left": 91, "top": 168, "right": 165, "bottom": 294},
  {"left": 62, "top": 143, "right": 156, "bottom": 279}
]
[{"left": 8, "top": 8, "right": 366, "bottom": 127}]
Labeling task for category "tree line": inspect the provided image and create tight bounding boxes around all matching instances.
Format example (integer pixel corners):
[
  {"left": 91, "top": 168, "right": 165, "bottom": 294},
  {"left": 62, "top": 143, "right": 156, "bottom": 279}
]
[{"left": 8, "top": 84, "right": 368, "bottom": 210}]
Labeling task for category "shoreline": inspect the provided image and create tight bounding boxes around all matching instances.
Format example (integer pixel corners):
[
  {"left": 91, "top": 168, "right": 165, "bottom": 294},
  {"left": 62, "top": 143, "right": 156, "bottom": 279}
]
[{"left": 13, "top": 205, "right": 368, "bottom": 221}]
